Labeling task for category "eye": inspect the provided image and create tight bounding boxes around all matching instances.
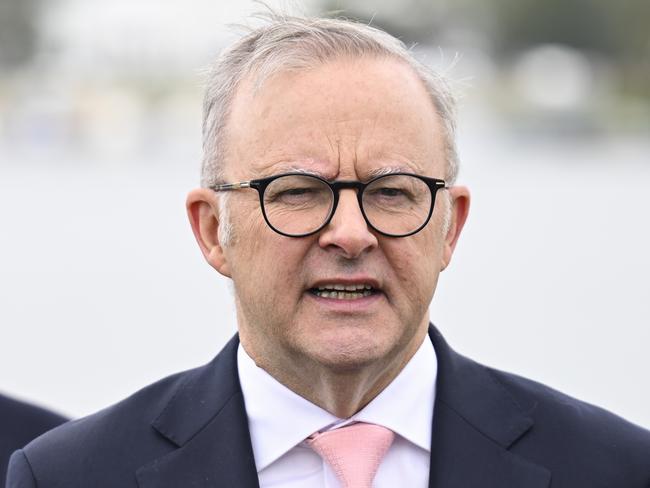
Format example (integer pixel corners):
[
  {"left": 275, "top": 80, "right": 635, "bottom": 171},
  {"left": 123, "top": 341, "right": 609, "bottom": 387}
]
[
  {"left": 366, "top": 185, "right": 414, "bottom": 202},
  {"left": 375, "top": 187, "right": 409, "bottom": 198},
  {"left": 363, "top": 175, "right": 430, "bottom": 211},
  {"left": 274, "top": 187, "right": 317, "bottom": 203},
  {"left": 284, "top": 188, "right": 314, "bottom": 196},
  {"left": 264, "top": 175, "right": 331, "bottom": 207}
]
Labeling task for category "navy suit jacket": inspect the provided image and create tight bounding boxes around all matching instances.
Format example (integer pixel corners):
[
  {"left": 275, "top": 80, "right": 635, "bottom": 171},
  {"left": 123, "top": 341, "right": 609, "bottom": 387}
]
[
  {"left": 0, "top": 394, "right": 67, "bottom": 485},
  {"left": 7, "top": 326, "right": 650, "bottom": 487}
]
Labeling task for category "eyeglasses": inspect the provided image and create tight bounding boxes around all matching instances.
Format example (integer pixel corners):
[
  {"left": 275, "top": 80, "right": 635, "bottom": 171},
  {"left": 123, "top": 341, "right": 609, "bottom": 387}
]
[{"left": 211, "top": 172, "right": 447, "bottom": 238}]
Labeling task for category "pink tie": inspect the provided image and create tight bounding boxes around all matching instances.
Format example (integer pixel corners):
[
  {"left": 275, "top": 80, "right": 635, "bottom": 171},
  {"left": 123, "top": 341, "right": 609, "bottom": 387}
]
[{"left": 307, "top": 422, "right": 395, "bottom": 488}]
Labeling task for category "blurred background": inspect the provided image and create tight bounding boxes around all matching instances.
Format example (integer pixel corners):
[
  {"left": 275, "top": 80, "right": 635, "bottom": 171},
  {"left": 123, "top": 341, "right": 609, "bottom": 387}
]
[{"left": 1, "top": 0, "right": 649, "bottom": 427}]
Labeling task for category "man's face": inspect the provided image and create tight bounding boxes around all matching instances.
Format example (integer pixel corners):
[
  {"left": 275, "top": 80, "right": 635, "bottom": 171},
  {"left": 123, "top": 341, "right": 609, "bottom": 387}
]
[{"left": 191, "top": 56, "right": 468, "bottom": 381}]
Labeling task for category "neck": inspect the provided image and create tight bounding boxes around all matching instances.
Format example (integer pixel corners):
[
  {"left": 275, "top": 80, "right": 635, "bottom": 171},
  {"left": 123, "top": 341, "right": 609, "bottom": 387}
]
[{"left": 241, "top": 332, "right": 425, "bottom": 418}]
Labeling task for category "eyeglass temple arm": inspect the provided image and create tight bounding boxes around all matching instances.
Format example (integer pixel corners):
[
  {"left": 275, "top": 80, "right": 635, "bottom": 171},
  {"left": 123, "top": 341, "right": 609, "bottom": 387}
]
[
  {"left": 211, "top": 178, "right": 446, "bottom": 191},
  {"left": 211, "top": 181, "right": 252, "bottom": 191}
]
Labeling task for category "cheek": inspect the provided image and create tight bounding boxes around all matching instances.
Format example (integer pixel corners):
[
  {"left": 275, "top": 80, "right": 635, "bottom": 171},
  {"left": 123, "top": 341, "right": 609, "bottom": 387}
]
[
  {"left": 238, "top": 204, "right": 266, "bottom": 238},
  {"left": 232, "top": 227, "right": 307, "bottom": 288},
  {"left": 230, "top": 203, "right": 275, "bottom": 258},
  {"left": 384, "top": 235, "right": 442, "bottom": 298},
  {"left": 225, "top": 211, "right": 270, "bottom": 282}
]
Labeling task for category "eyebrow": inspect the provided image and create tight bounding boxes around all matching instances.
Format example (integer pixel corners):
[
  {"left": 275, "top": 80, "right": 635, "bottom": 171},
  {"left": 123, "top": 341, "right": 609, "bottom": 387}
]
[
  {"left": 364, "top": 165, "right": 417, "bottom": 179},
  {"left": 284, "top": 166, "right": 323, "bottom": 176},
  {"left": 252, "top": 163, "right": 417, "bottom": 181},
  {"left": 250, "top": 162, "right": 324, "bottom": 179}
]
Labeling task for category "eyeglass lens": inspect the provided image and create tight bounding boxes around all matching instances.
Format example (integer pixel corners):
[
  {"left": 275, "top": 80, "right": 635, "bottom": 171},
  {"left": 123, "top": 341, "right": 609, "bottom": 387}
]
[{"left": 262, "top": 174, "right": 433, "bottom": 236}]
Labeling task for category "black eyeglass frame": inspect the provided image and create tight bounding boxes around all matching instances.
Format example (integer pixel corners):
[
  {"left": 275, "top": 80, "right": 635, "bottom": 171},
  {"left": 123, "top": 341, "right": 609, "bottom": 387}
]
[{"left": 210, "top": 172, "right": 448, "bottom": 238}]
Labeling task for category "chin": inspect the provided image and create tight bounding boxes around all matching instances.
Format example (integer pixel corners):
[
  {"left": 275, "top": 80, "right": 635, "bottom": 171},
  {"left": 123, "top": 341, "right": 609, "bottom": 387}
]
[
  {"left": 304, "top": 336, "right": 392, "bottom": 373},
  {"left": 313, "top": 353, "right": 381, "bottom": 374}
]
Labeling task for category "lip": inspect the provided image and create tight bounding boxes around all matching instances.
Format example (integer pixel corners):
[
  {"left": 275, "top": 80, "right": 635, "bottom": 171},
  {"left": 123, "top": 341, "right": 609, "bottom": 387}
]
[
  {"left": 305, "top": 289, "right": 384, "bottom": 313},
  {"left": 309, "top": 276, "right": 382, "bottom": 291},
  {"left": 305, "top": 276, "right": 384, "bottom": 313}
]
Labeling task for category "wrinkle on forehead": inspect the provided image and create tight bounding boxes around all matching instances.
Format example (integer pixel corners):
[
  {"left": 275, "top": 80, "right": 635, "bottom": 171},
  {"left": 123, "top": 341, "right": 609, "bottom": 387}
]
[
  {"left": 228, "top": 57, "right": 444, "bottom": 182},
  {"left": 248, "top": 159, "right": 330, "bottom": 179},
  {"left": 251, "top": 160, "right": 425, "bottom": 182}
]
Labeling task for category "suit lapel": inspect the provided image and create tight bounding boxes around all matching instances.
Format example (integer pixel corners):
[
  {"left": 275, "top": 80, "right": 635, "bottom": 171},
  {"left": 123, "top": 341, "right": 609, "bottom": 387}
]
[
  {"left": 134, "top": 326, "right": 552, "bottom": 487},
  {"left": 427, "top": 326, "right": 551, "bottom": 488},
  {"left": 136, "top": 336, "right": 260, "bottom": 488}
]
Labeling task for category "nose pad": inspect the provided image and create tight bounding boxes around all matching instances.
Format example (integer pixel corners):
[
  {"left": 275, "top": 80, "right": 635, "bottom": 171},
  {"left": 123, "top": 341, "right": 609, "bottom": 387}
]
[{"left": 318, "top": 189, "right": 378, "bottom": 258}]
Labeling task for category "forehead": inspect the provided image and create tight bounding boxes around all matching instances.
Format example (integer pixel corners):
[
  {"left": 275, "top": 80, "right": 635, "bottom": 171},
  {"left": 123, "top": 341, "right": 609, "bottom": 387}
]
[{"left": 224, "top": 56, "right": 446, "bottom": 181}]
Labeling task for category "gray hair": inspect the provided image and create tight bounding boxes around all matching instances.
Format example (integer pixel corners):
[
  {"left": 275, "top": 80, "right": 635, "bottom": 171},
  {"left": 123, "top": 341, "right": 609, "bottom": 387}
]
[{"left": 200, "top": 13, "right": 460, "bottom": 189}]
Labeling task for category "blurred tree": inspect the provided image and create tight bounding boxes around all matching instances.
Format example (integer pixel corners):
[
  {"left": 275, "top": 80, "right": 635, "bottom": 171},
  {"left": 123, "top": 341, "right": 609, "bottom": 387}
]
[
  {"left": 0, "top": 0, "right": 42, "bottom": 70},
  {"left": 603, "top": 0, "right": 650, "bottom": 98},
  {"left": 320, "top": 0, "right": 452, "bottom": 45},
  {"left": 491, "top": 0, "right": 650, "bottom": 97},
  {"left": 320, "top": 0, "right": 649, "bottom": 99},
  {"left": 491, "top": 0, "right": 613, "bottom": 55}
]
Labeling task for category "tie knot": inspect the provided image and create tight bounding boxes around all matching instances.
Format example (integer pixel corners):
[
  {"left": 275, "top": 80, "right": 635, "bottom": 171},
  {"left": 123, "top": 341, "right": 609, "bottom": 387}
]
[{"left": 307, "top": 422, "right": 395, "bottom": 488}]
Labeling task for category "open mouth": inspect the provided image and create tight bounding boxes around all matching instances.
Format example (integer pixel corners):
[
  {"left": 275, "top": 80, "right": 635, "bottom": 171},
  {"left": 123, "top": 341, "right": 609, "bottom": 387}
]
[{"left": 308, "top": 284, "right": 378, "bottom": 300}]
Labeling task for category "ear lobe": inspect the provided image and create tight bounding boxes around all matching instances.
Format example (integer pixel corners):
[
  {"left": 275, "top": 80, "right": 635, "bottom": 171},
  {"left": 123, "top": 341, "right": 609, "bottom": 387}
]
[
  {"left": 186, "top": 189, "right": 232, "bottom": 277},
  {"left": 440, "top": 186, "right": 470, "bottom": 271}
]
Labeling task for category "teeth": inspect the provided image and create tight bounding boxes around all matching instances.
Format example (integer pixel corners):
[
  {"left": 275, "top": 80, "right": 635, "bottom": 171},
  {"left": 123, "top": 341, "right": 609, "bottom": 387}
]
[
  {"left": 313, "top": 289, "right": 373, "bottom": 299},
  {"left": 313, "top": 283, "right": 376, "bottom": 299},
  {"left": 317, "top": 283, "right": 373, "bottom": 292}
]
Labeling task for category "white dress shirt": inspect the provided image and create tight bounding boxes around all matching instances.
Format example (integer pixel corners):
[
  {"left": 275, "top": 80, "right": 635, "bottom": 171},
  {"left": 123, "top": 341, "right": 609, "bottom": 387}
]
[{"left": 237, "top": 336, "right": 437, "bottom": 487}]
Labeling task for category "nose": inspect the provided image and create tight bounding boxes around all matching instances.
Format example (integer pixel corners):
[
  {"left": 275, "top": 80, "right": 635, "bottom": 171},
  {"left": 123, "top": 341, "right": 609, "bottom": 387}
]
[{"left": 318, "top": 189, "right": 378, "bottom": 258}]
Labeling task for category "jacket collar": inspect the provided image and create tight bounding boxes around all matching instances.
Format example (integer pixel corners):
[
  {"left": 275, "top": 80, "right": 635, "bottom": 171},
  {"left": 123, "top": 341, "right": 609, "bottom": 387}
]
[
  {"left": 135, "top": 328, "right": 550, "bottom": 488},
  {"left": 427, "top": 325, "right": 551, "bottom": 487},
  {"left": 136, "top": 335, "right": 260, "bottom": 488}
]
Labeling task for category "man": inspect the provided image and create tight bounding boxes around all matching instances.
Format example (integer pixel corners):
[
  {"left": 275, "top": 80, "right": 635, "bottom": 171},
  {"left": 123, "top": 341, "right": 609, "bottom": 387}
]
[
  {"left": 0, "top": 393, "right": 67, "bottom": 485},
  {"left": 7, "top": 14, "right": 650, "bottom": 488}
]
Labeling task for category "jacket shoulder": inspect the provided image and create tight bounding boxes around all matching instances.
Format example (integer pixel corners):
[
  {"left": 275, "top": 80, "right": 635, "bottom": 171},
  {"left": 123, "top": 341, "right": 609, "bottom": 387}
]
[
  {"left": 15, "top": 364, "right": 203, "bottom": 487},
  {"left": 487, "top": 366, "right": 650, "bottom": 484},
  {"left": 489, "top": 367, "right": 650, "bottom": 442}
]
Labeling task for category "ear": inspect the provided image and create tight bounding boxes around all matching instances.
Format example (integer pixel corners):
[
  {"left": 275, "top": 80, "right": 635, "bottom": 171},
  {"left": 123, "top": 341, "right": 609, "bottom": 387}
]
[
  {"left": 186, "top": 188, "right": 232, "bottom": 278},
  {"left": 440, "top": 185, "right": 470, "bottom": 271}
]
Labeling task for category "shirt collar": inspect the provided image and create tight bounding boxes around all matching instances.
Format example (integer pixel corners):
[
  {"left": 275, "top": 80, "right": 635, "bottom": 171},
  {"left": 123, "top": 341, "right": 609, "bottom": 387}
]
[
  {"left": 237, "top": 335, "right": 437, "bottom": 471},
  {"left": 351, "top": 336, "right": 436, "bottom": 451}
]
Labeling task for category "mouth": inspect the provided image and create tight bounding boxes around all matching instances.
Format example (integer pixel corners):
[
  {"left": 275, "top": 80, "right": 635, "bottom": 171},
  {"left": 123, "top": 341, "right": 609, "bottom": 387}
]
[{"left": 308, "top": 283, "right": 380, "bottom": 300}]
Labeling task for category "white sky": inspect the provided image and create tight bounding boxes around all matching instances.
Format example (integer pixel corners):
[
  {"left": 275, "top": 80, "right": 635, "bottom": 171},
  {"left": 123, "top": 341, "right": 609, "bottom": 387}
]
[{"left": 1, "top": 0, "right": 649, "bottom": 432}]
